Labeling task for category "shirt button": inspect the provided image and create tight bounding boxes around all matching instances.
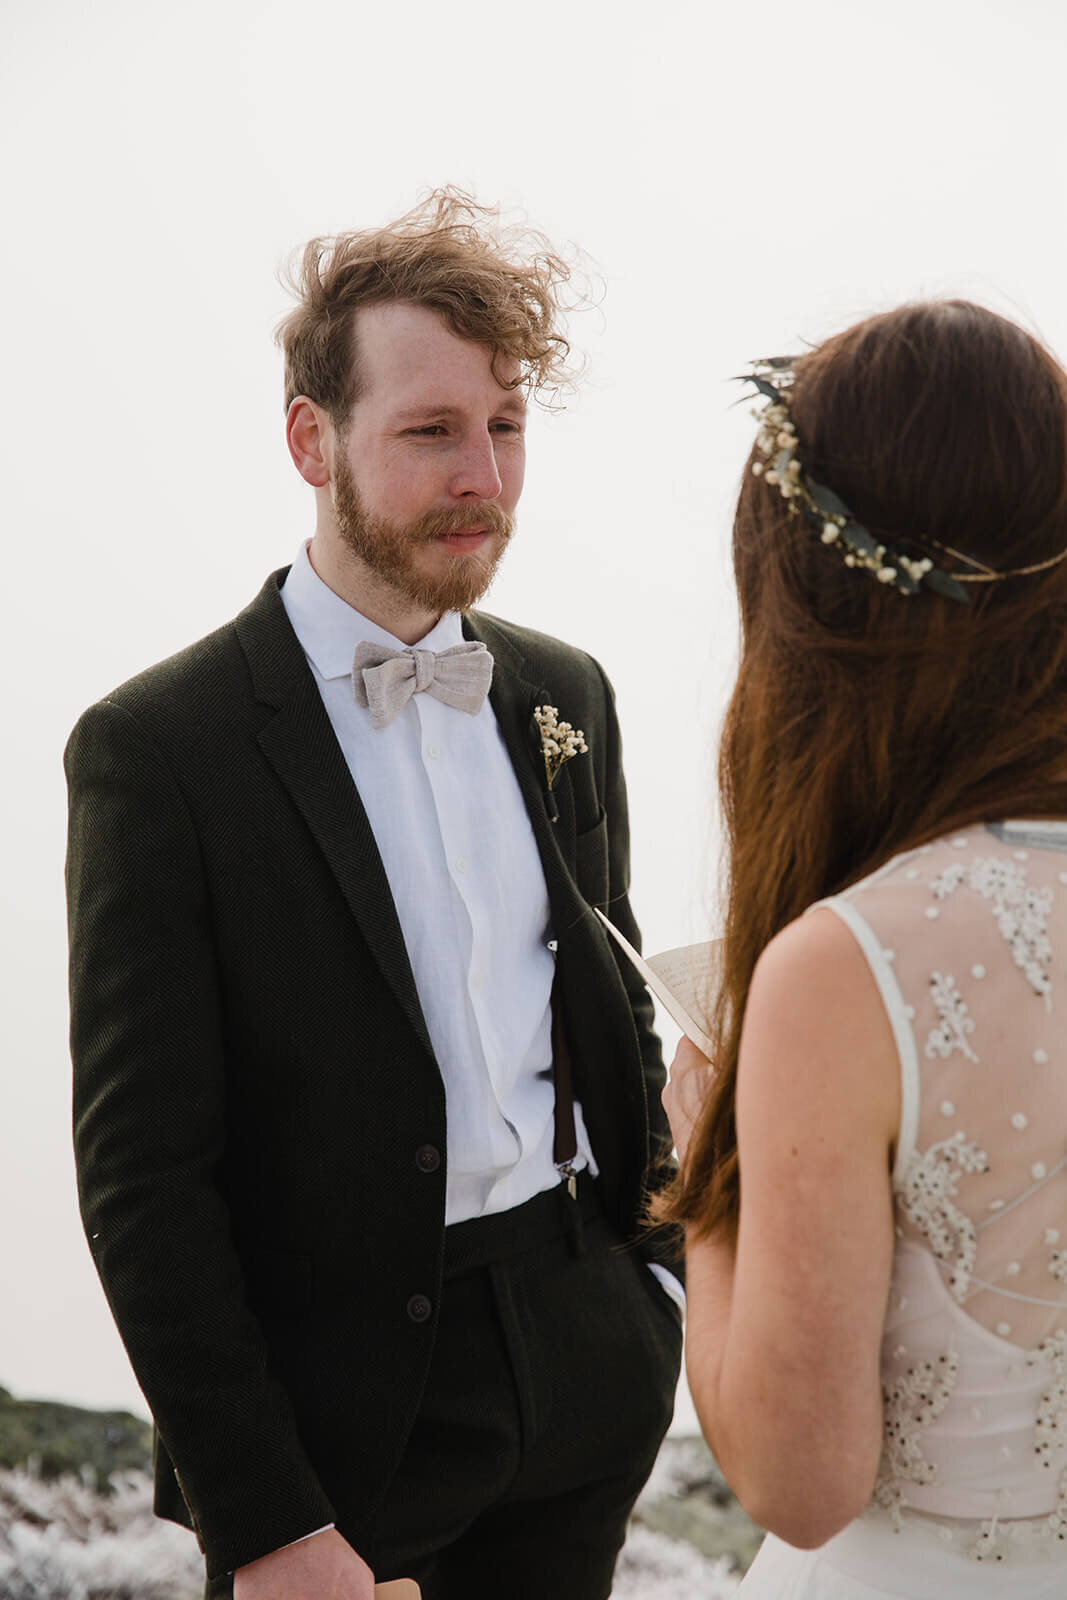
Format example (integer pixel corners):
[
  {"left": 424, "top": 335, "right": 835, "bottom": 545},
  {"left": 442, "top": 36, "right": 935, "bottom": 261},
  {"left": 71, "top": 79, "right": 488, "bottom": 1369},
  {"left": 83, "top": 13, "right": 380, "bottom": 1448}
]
[
  {"left": 471, "top": 973, "right": 485, "bottom": 990},
  {"left": 455, "top": 857, "right": 468, "bottom": 874},
  {"left": 415, "top": 1144, "right": 441, "bottom": 1173},
  {"left": 427, "top": 744, "right": 440, "bottom": 760},
  {"left": 407, "top": 1294, "right": 433, "bottom": 1324}
]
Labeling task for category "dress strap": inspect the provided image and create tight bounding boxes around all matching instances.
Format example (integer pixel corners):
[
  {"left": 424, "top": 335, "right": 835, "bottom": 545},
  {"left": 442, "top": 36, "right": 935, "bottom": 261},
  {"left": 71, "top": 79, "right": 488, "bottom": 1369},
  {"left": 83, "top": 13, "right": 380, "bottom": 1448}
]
[{"left": 810, "top": 896, "right": 921, "bottom": 1186}]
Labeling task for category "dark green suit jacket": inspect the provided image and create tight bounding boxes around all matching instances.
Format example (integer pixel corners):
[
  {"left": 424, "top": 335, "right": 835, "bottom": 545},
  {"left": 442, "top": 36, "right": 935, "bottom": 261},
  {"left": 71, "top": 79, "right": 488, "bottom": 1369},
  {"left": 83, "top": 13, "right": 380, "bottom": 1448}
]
[{"left": 65, "top": 570, "right": 676, "bottom": 1579}]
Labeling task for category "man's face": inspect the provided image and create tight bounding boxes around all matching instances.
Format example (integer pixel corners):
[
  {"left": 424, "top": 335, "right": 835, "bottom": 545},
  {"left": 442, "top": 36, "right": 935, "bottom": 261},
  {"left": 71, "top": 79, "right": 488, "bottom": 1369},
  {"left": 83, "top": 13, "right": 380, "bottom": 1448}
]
[{"left": 331, "top": 301, "right": 526, "bottom": 615}]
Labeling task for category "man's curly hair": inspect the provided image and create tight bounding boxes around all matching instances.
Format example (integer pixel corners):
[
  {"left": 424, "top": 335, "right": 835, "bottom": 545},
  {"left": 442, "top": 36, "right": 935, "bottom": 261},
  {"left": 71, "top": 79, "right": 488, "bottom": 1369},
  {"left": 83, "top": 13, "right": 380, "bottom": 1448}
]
[{"left": 276, "top": 188, "right": 579, "bottom": 427}]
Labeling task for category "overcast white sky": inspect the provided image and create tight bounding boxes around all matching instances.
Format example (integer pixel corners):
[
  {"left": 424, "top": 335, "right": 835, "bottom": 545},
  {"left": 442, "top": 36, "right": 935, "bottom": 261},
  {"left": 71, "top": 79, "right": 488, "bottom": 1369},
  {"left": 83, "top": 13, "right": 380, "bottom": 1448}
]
[{"left": 3, "top": 0, "right": 1067, "bottom": 1428}]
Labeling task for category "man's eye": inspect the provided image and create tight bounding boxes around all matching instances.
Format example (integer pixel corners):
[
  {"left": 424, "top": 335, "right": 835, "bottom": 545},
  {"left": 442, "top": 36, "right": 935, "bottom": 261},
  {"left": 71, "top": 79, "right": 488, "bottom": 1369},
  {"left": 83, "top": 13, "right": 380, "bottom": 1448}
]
[
  {"left": 492, "top": 422, "right": 522, "bottom": 435},
  {"left": 407, "top": 425, "right": 447, "bottom": 437}
]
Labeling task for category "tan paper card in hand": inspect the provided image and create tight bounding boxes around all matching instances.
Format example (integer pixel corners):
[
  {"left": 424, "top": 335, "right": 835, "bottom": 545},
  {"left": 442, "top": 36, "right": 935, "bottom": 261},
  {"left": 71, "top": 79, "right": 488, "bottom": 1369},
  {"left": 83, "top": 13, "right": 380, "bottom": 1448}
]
[
  {"left": 594, "top": 909, "right": 719, "bottom": 1058},
  {"left": 375, "top": 1583, "right": 422, "bottom": 1598}
]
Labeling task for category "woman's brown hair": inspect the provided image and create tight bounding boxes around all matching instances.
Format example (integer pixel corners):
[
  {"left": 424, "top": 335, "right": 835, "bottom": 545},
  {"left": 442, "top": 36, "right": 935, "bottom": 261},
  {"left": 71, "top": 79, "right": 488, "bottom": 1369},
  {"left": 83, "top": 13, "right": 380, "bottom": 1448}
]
[{"left": 661, "top": 300, "right": 1067, "bottom": 1239}]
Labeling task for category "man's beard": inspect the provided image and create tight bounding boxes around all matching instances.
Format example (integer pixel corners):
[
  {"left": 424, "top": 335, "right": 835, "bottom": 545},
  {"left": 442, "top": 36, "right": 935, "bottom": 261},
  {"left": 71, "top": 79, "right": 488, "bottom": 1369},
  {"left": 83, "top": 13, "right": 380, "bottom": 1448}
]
[{"left": 332, "top": 453, "right": 514, "bottom": 616}]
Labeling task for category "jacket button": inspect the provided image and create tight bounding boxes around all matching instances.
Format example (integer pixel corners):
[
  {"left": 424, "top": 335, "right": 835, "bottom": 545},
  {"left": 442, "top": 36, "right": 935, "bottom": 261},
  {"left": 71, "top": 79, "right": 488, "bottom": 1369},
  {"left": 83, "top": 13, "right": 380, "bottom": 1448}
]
[
  {"left": 415, "top": 1143, "right": 441, "bottom": 1173},
  {"left": 407, "top": 1294, "right": 433, "bottom": 1324}
]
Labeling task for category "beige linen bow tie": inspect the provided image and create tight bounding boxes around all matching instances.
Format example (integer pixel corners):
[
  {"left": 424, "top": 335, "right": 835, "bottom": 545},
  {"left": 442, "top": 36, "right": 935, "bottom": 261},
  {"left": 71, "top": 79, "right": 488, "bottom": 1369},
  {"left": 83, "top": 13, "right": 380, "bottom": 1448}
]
[{"left": 351, "top": 640, "right": 494, "bottom": 730}]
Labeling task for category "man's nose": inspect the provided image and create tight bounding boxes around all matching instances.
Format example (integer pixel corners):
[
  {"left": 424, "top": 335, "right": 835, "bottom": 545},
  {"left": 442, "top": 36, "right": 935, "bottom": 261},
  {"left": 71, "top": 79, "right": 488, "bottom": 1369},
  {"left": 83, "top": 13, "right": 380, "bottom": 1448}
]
[{"left": 449, "top": 432, "right": 503, "bottom": 500}]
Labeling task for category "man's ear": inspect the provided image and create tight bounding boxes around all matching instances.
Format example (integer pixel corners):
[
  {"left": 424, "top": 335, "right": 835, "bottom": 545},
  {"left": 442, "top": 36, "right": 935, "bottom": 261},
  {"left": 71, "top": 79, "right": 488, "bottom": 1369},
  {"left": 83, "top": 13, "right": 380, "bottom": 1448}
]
[{"left": 286, "top": 397, "right": 333, "bottom": 488}]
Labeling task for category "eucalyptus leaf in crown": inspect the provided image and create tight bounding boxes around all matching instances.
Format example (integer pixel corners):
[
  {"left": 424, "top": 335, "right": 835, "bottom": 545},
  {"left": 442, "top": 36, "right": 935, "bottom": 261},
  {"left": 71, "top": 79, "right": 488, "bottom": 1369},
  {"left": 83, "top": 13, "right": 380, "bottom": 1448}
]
[{"left": 740, "top": 359, "right": 970, "bottom": 604}]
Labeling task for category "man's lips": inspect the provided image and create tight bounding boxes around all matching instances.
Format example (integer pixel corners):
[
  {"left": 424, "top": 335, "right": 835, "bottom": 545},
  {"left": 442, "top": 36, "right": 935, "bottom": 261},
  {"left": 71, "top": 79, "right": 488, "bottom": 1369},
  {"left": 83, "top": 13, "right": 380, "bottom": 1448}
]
[{"left": 436, "top": 528, "right": 490, "bottom": 552}]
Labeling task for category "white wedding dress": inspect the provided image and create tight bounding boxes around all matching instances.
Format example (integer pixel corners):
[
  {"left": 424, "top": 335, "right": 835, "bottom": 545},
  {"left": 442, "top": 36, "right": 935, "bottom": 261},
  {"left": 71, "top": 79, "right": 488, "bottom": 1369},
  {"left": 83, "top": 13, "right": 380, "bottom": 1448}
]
[{"left": 736, "top": 821, "right": 1067, "bottom": 1598}]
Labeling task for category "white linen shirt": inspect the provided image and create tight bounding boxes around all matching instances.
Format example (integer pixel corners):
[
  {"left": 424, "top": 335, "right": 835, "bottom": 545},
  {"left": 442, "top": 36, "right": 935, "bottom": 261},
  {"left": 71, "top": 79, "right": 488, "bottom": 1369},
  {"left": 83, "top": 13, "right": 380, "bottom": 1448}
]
[{"left": 281, "top": 543, "right": 598, "bottom": 1224}]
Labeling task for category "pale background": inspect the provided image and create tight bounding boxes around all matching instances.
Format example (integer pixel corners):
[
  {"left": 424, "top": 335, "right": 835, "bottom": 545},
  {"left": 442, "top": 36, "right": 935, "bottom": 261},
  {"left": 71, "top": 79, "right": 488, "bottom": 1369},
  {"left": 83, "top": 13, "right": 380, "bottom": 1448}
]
[{"left": 3, "top": 0, "right": 1067, "bottom": 1439}]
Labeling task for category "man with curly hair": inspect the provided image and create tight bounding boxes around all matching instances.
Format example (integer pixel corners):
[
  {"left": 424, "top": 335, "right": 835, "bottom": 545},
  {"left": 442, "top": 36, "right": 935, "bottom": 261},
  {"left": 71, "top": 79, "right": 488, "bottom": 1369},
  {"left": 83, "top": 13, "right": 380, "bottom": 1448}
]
[{"left": 65, "top": 193, "right": 682, "bottom": 1600}]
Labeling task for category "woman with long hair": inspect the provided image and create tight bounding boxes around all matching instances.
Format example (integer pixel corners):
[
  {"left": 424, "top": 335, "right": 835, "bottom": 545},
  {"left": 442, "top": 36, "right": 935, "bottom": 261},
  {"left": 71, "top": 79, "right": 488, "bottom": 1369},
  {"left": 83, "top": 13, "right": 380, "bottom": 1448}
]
[{"left": 661, "top": 300, "right": 1067, "bottom": 1597}]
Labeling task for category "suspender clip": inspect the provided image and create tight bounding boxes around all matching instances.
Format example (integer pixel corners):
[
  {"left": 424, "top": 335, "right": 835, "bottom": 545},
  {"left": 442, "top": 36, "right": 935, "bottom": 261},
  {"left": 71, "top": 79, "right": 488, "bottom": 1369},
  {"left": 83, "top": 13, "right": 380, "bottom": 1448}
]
[{"left": 556, "top": 1161, "right": 579, "bottom": 1201}]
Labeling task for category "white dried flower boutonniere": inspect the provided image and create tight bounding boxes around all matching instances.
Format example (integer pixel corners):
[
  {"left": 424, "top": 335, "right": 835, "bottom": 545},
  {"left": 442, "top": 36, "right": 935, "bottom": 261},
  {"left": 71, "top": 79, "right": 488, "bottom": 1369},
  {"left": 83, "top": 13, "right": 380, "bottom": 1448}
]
[{"left": 533, "top": 705, "right": 588, "bottom": 819}]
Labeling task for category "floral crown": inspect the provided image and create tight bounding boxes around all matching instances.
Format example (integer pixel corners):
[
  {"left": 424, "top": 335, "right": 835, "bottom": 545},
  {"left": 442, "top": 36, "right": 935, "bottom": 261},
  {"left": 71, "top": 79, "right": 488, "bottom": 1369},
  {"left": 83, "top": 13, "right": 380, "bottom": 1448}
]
[{"left": 741, "top": 358, "right": 1067, "bottom": 604}]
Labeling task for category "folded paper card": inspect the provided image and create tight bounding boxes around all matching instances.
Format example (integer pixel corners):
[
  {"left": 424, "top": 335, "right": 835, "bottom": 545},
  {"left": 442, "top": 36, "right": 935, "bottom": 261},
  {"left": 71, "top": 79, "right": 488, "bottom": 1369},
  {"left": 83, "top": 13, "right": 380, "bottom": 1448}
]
[
  {"left": 375, "top": 1583, "right": 421, "bottom": 1598},
  {"left": 594, "top": 909, "right": 719, "bottom": 1058}
]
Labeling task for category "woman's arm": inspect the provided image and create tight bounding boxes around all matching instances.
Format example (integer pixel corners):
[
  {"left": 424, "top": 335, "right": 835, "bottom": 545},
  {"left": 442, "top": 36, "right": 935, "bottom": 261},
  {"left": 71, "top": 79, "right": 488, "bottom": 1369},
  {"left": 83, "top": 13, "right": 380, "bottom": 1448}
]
[{"left": 668, "top": 907, "right": 900, "bottom": 1548}]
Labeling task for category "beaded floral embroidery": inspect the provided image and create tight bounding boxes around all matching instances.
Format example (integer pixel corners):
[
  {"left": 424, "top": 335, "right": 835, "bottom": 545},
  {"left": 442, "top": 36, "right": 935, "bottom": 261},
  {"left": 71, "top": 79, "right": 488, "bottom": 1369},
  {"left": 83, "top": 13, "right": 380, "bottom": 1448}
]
[
  {"left": 874, "top": 1332, "right": 1067, "bottom": 1561},
  {"left": 874, "top": 1351, "right": 961, "bottom": 1527},
  {"left": 961, "top": 1333, "right": 1067, "bottom": 1560},
  {"left": 897, "top": 1132, "right": 988, "bottom": 1302},
  {"left": 930, "top": 857, "right": 1053, "bottom": 1009},
  {"left": 926, "top": 972, "right": 978, "bottom": 1062},
  {"left": 1028, "top": 1331, "right": 1067, "bottom": 1477},
  {"left": 930, "top": 863, "right": 967, "bottom": 900},
  {"left": 844, "top": 841, "right": 1067, "bottom": 1563},
  {"left": 957, "top": 1333, "right": 1067, "bottom": 1558}
]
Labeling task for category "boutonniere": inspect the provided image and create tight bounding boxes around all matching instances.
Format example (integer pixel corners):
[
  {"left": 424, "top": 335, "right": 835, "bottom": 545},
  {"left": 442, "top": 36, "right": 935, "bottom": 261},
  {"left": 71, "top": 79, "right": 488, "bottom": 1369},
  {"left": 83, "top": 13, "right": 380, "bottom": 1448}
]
[{"left": 533, "top": 705, "right": 588, "bottom": 821}]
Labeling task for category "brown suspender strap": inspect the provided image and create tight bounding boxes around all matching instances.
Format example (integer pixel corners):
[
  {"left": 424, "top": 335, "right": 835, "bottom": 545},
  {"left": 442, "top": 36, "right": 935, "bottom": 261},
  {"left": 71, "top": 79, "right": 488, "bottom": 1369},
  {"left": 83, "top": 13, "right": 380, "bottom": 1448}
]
[{"left": 550, "top": 974, "right": 579, "bottom": 1196}]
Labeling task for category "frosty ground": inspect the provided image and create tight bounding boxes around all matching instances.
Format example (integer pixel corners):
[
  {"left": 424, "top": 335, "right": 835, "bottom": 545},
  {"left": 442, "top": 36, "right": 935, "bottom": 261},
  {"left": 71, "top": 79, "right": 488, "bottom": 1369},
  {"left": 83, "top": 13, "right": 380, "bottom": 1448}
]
[{"left": 0, "top": 1435, "right": 760, "bottom": 1599}]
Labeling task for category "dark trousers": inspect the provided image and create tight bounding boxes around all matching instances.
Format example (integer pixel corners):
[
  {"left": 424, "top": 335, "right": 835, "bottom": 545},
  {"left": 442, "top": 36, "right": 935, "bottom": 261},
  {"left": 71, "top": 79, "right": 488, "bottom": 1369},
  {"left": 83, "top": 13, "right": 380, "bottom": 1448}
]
[{"left": 206, "top": 1181, "right": 682, "bottom": 1599}]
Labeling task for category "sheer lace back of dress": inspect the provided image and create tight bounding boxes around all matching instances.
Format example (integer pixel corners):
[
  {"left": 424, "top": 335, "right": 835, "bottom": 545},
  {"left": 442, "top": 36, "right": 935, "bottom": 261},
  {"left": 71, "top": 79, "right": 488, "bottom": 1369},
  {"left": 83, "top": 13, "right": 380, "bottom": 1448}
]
[
  {"left": 821, "top": 822, "right": 1067, "bottom": 1558},
  {"left": 853, "top": 827, "right": 1067, "bottom": 1350}
]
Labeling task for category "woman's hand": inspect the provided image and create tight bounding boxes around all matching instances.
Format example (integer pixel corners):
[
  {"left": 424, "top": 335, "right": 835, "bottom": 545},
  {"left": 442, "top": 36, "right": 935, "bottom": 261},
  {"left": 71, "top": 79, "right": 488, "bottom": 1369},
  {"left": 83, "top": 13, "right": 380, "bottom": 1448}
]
[{"left": 662, "top": 1035, "right": 715, "bottom": 1164}]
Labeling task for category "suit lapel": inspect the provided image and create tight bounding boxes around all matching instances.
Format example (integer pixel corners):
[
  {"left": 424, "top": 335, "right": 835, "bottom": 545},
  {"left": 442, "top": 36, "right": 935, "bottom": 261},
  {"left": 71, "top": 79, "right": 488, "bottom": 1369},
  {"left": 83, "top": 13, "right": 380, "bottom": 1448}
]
[
  {"left": 232, "top": 578, "right": 590, "bottom": 1058},
  {"left": 463, "top": 613, "right": 585, "bottom": 935},
  {"left": 236, "top": 574, "right": 434, "bottom": 1060}
]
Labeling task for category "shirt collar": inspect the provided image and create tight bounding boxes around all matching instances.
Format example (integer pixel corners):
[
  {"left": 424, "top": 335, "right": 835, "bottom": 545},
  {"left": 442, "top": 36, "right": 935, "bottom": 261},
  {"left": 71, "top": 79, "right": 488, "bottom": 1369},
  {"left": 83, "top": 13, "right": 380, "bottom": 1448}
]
[{"left": 281, "top": 540, "right": 465, "bottom": 680}]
